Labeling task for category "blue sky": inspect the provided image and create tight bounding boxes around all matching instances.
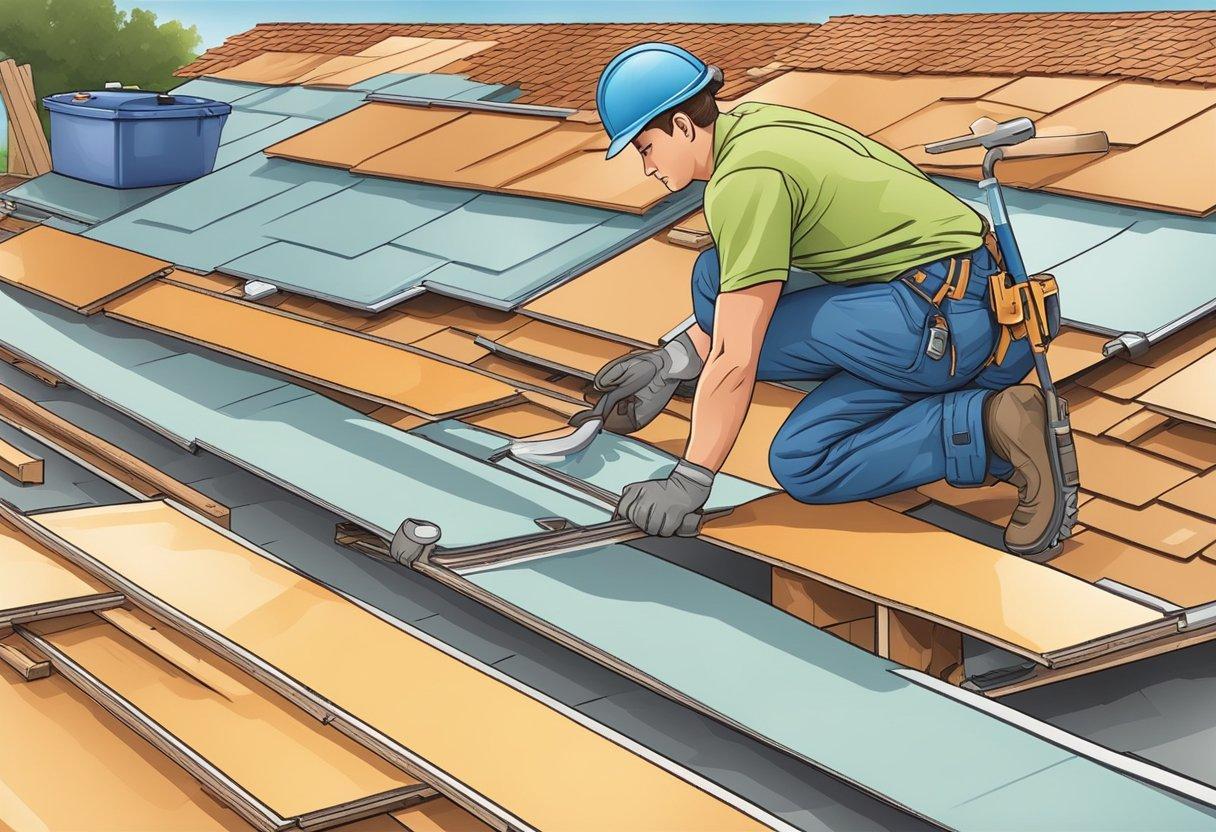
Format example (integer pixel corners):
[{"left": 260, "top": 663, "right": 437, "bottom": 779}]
[{"left": 118, "top": 0, "right": 1216, "bottom": 49}]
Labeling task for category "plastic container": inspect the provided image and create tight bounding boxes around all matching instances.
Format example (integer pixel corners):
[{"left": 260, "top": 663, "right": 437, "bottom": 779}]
[{"left": 43, "top": 90, "right": 231, "bottom": 189}]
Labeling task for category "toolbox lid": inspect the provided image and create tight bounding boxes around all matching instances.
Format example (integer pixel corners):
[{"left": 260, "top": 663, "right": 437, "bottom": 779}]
[{"left": 43, "top": 90, "right": 232, "bottom": 121}]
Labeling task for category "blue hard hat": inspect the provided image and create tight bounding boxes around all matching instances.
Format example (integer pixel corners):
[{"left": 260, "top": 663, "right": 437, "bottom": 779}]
[{"left": 596, "top": 42, "right": 715, "bottom": 159}]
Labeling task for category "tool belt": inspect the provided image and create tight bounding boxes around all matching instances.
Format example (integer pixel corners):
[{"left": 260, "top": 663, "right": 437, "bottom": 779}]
[
  {"left": 899, "top": 230, "right": 1061, "bottom": 370},
  {"left": 981, "top": 228, "right": 1062, "bottom": 365}
]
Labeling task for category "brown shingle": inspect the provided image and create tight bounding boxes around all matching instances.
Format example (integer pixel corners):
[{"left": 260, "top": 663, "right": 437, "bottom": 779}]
[
  {"left": 777, "top": 13, "right": 1216, "bottom": 86},
  {"left": 177, "top": 22, "right": 818, "bottom": 110}
]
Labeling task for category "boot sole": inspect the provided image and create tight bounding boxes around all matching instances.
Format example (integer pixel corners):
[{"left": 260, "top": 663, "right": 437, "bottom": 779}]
[{"left": 1005, "top": 393, "right": 1080, "bottom": 561}]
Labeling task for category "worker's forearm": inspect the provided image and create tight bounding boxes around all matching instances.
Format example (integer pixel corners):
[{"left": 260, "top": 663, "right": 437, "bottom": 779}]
[{"left": 683, "top": 353, "right": 757, "bottom": 472}]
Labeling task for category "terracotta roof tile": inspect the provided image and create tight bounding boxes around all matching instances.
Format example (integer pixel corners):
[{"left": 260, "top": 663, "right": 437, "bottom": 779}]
[
  {"left": 778, "top": 13, "right": 1216, "bottom": 86},
  {"left": 178, "top": 23, "right": 817, "bottom": 110}
]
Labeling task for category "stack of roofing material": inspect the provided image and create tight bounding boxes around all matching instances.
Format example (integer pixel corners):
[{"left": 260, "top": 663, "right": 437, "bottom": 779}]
[
  {"left": 21, "top": 608, "right": 430, "bottom": 830},
  {"left": 104, "top": 281, "right": 519, "bottom": 418},
  {"left": 0, "top": 282, "right": 612, "bottom": 544},
  {"left": 16, "top": 500, "right": 796, "bottom": 832},
  {"left": 84, "top": 153, "right": 702, "bottom": 312},
  {"left": 266, "top": 103, "right": 670, "bottom": 213},
  {"left": 0, "top": 519, "right": 123, "bottom": 626},
  {"left": 423, "top": 536, "right": 1216, "bottom": 829},
  {"left": 0, "top": 655, "right": 250, "bottom": 831}
]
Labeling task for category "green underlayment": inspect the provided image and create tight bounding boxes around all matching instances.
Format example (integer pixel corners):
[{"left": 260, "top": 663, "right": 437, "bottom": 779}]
[
  {"left": 470, "top": 544, "right": 1216, "bottom": 830},
  {"left": 0, "top": 284, "right": 610, "bottom": 545}
]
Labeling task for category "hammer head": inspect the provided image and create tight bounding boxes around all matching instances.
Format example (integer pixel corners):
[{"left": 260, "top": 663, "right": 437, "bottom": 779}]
[{"left": 925, "top": 117, "right": 1036, "bottom": 154}]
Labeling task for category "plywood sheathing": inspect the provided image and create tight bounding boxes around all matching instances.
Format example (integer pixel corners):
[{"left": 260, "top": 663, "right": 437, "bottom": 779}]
[
  {"left": 0, "top": 519, "right": 122, "bottom": 627},
  {"left": 28, "top": 500, "right": 778, "bottom": 832},
  {"left": 209, "top": 51, "right": 336, "bottom": 85},
  {"left": 267, "top": 104, "right": 465, "bottom": 170},
  {"left": 105, "top": 281, "right": 517, "bottom": 420},
  {"left": 40, "top": 611, "right": 423, "bottom": 824},
  {"left": 0, "top": 656, "right": 250, "bottom": 831},
  {"left": 703, "top": 495, "right": 1165, "bottom": 663},
  {"left": 393, "top": 797, "right": 494, "bottom": 832},
  {"left": 0, "top": 226, "right": 171, "bottom": 314},
  {"left": 271, "top": 105, "right": 666, "bottom": 214},
  {"left": 523, "top": 237, "right": 698, "bottom": 347},
  {"left": 492, "top": 320, "right": 631, "bottom": 378},
  {"left": 913, "top": 315, "right": 1216, "bottom": 612}
]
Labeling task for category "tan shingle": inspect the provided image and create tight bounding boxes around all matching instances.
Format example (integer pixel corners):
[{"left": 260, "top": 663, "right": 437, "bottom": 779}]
[{"left": 177, "top": 23, "right": 818, "bottom": 110}]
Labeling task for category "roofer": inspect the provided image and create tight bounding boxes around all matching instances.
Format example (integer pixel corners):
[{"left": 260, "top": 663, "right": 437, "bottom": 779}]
[{"left": 578, "top": 42, "right": 1077, "bottom": 557}]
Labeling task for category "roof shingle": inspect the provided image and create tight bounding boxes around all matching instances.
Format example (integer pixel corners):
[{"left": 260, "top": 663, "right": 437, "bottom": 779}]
[
  {"left": 777, "top": 12, "right": 1216, "bottom": 86},
  {"left": 178, "top": 22, "right": 819, "bottom": 109}
]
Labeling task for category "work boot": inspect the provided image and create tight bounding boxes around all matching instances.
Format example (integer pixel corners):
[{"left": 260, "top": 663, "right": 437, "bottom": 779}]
[{"left": 984, "top": 385, "right": 1079, "bottom": 560}]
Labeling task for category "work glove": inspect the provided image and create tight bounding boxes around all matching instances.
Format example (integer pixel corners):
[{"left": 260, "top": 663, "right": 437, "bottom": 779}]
[
  {"left": 570, "top": 331, "right": 703, "bottom": 434},
  {"left": 617, "top": 460, "right": 714, "bottom": 537}
]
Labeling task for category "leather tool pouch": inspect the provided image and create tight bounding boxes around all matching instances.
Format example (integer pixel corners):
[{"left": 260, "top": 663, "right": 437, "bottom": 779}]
[{"left": 988, "top": 271, "right": 1061, "bottom": 363}]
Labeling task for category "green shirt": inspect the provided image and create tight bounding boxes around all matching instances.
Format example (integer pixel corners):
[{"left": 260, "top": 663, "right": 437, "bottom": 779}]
[{"left": 704, "top": 102, "right": 984, "bottom": 292}]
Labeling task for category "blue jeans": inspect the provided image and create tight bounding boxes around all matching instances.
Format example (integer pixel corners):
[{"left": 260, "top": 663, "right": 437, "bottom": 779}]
[{"left": 691, "top": 246, "right": 1034, "bottom": 503}]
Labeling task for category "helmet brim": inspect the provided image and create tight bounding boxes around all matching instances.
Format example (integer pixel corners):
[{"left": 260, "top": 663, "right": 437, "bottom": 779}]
[{"left": 601, "top": 67, "right": 714, "bottom": 159}]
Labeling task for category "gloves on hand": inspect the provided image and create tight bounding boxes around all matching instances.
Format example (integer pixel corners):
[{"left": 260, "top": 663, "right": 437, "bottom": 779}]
[
  {"left": 618, "top": 460, "right": 715, "bottom": 537},
  {"left": 570, "top": 331, "right": 703, "bottom": 434}
]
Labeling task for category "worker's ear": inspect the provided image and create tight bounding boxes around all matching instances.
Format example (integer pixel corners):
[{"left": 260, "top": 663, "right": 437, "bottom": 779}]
[{"left": 671, "top": 112, "right": 696, "bottom": 142}]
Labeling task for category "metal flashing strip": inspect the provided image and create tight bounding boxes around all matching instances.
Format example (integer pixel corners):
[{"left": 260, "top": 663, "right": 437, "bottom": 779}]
[
  {"left": 366, "top": 91, "right": 576, "bottom": 118},
  {"left": 473, "top": 334, "right": 594, "bottom": 380},
  {"left": 3, "top": 501, "right": 799, "bottom": 832},
  {"left": 1096, "top": 578, "right": 1185, "bottom": 614},
  {"left": 895, "top": 668, "right": 1216, "bottom": 810}
]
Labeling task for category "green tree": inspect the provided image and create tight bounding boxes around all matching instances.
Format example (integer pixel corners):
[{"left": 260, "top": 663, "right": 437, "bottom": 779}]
[{"left": 0, "top": 0, "right": 200, "bottom": 133}]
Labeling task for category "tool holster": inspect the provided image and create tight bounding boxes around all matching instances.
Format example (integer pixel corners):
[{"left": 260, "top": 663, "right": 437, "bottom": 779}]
[{"left": 982, "top": 232, "right": 1062, "bottom": 366}]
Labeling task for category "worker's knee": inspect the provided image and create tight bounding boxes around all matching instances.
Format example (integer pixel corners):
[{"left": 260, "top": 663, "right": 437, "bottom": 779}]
[{"left": 768, "top": 436, "right": 837, "bottom": 504}]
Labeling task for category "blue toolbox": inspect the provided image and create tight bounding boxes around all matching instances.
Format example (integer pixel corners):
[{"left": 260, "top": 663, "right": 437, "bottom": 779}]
[{"left": 42, "top": 90, "right": 231, "bottom": 188}]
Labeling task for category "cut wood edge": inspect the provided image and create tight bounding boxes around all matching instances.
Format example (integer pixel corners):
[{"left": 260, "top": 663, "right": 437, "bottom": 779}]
[{"left": 0, "top": 381, "right": 231, "bottom": 527}]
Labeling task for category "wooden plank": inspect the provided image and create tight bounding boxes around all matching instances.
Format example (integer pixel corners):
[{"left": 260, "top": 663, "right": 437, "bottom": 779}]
[
  {"left": 703, "top": 495, "right": 1170, "bottom": 664},
  {"left": 0, "top": 435, "right": 42, "bottom": 484},
  {"left": 0, "top": 654, "right": 250, "bottom": 831},
  {"left": 36, "top": 615, "right": 425, "bottom": 827},
  {"left": 0, "top": 226, "right": 172, "bottom": 314},
  {"left": 0, "top": 382, "right": 230, "bottom": 527},
  {"left": 394, "top": 796, "right": 493, "bottom": 832},
  {"left": 876, "top": 606, "right": 891, "bottom": 659},
  {"left": 0, "top": 344, "right": 62, "bottom": 386},
  {"left": 5, "top": 67, "right": 28, "bottom": 178},
  {"left": 25, "top": 500, "right": 782, "bottom": 832},
  {"left": 0, "top": 633, "right": 50, "bottom": 680},
  {"left": 17, "top": 63, "right": 40, "bottom": 176},
  {"left": 0, "top": 60, "right": 50, "bottom": 175},
  {"left": 886, "top": 608, "right": 964, "bottom": 684},
  {"left": 0, "top": 517, "right": 121, "bottom": 627},
  {"left": 105, "top": 282, "right": 517, "bottom": 420}
]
